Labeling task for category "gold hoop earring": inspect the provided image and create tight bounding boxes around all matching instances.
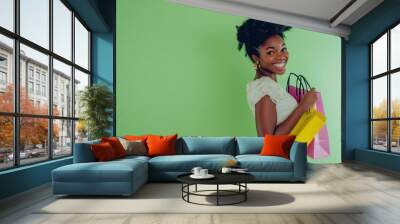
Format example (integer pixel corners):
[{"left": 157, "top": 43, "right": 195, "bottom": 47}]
[{"left": 256, "top": 61, "right": 262, "bottom": 70}]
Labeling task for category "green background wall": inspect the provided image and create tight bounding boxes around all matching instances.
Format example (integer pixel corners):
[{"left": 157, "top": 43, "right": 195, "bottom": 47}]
[{"left": 116, "top": 0, "right": 341, "bottom": 163}]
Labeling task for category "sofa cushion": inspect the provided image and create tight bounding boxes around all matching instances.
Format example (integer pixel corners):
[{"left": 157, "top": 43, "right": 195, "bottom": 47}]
[
  {"left": 115, "top": 155, "right": 150, "bottom": 163},
  {"left": 53, "top": 159, "right": 147, "bottom": 183},
  {"left": 235, "top": 137, "right": 263, "bottom": 155},
  {"left": 147, "top": 134, "right": 178, "bottom": 157},
  {"left": 259, "top": 135, "right": 296, "bottom": 159},
  {"left": 91, "top": 142, "right": 118, "bottom": 161},
  {"left": 119, "top": 138, "right": 147, "bottom": 156},
  {"left": 73, "top": 139, "right": 100, "bottom": 163},
  {"left": 236, "top": 155, "right": 293, "bottom": 172},
  {"left": 148, "top": 154, "right": 235, "bottom": 172},
  {"left": 101, "top": 137, "right": 127, "bottom": 158},
  {"left": 179, "top": 137, "right": 235, "bottom": 155}
]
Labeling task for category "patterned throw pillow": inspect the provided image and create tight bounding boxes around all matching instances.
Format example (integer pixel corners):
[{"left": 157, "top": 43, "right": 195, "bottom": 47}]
[{"left": 119, "top": 138, "right": 147, "bottom": 156}]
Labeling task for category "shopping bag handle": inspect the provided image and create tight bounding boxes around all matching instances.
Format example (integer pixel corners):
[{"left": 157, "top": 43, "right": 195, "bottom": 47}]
[
  {"left": 298, "top": 74, "right": 312, "bottom": 91},
  {"left": 287, "top": 72, "right": 314, "bottom": 96},
  {"left": 286, "top": 72, "right": 299, "bottom": 92}
]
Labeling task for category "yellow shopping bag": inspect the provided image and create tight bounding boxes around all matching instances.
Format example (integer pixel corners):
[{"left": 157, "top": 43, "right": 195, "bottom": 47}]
[{"left": 290, "top": 108, "right": 326, "bottom": 145}]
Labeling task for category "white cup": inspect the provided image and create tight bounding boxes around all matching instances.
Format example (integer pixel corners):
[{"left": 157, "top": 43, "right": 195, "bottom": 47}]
[
  {"left": 200, "top": 169, "right": 208, "bottom": 176},
  {"left": 191, "top": 167, "right": 202, "bottom": 176},
  {"left": 221, "top": 167, "right": 232, "bottom": 174}
]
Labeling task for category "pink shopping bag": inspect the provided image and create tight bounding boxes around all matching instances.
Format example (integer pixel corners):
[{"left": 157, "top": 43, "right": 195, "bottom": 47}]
[{"left": 287, "top": 73, "right": 330, "bottom": 159}]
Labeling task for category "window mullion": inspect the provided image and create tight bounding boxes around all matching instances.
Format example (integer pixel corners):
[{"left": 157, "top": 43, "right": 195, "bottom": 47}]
[
  {"left": 13, "top": 0, "right": 20, "bottom": 167},
  {"left": 71, "top": 10, "right": 76, "bottom": 155},
  {"left": 88, "top": 31, "right": 90, "bottom": 74},
  {"left": 370, "top": 45, "right": 373, "bottom": 149},
  {"left": 49, "top": 0, "right": 54, "bottom": 160},
  {"left": 388, "top": 30, "right": 391, "bottom": 153}
]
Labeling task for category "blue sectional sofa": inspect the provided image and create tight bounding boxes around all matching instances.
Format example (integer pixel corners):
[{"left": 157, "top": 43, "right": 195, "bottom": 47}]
[{"left": 52, "top": 137, "right": 307, "bottom": 196}]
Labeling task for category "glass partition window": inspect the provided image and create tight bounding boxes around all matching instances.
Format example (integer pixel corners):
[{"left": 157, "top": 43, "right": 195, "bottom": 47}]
[
  {"left": 372, "top": 34, "right": 387, "bottom": 77},
  {"left": 0, "top": 0, "right": 91, "bottom": 170},
  {"left": 370, "top": 22, "right": 400, "bottom": 154},
  {"left": 74, "top": 69, "right": 89, "bottom": 118},
  {"left": 74, "top": 18, "right": 89, "bottom": 70},
  {"left": 0, "top": 116, "right": 13, "bottom": 169},
  {"left": 391, "top": 24, "right": 400, "bottom": 70},
  {"left": 19, "top": 117, "right": 49, "bottom": 165},
  {"left": 0, "top": 34, "right": 14, "bottom": 113},
  {"left": 20, "top": 44, "right": 49, "bottom": 115},
  {"left": 53, "top": 59, "right": 72, "bottom": 117},
  {"left": 53, "top": 119, "right": 72, "bottom": 158},
  {"left": 0, "top": 0, "right": 14, "bottom": 32},
  {"left": 53, "top": 0, "right": 72, "bottom": 60},
  {"left": 372, "top": 77, "right": 387, "bottom": 119},
  {"left": 372, "top": 121, "right": 388, "bottom": 151},
  {"left": 20, "top": 0, "right": 49, "bottom": 49}
]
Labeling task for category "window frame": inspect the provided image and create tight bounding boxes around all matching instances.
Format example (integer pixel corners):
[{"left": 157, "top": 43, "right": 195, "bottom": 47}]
[
  {"left": 0, "top": 0, "right": 92, "bottom": 171},
  {"left": 370, "top": 20, "right": 400, "bottom": 154}
]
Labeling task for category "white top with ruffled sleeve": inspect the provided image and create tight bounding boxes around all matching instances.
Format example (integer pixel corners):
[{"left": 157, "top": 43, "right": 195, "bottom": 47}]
[{"left": 246, "top": 76, "right": 298, "bottom": 125}]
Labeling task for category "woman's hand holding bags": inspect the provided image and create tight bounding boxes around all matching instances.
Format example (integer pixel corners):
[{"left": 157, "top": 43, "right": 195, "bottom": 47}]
[{"left": 287, "top": 73, "right": 331, "bottom": 159}]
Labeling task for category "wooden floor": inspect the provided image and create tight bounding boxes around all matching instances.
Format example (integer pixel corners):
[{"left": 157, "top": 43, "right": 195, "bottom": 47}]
[{"left": 1, "top": 162, "right": 400, "bottom": 224}]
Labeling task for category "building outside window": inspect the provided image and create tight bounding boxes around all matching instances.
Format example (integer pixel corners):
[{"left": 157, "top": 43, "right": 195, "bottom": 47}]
[
  {"left": 0, "top": 54, "right": 7, "bottom": 90},
  {"left": 28, "top": 66, "right": 34, "bottom": 80},
  {"left": 0, "top": 54, "right": 7, "bottom": 67},
  {"left": 42, "top": 85, "right": 46, "bottom": 97},
  {"left": 0, "top": 71, "right": 7, "bottom": 93},
  {"left": 0, "top": 71, "right": 6, "bottom": 84},
  {"left": 371, "top": 22, "right": 400, "bottom": 154},
  {"left": 28, "top": 81, "right": 34, "bottom": 94},
  {"left": 54, "top": 88, "right": 58, "bottom": 102},
  {"left": 35, "top": 70, "right": 40, "bottom": 81},
  {"left": 0, "top": 0, "right": 91, "bottom": 170},
  {"left": 35, "top": 83, "right": 40, "bottom": 95},
  {"left": 41, "top": 73, "right": 46, "bottom": 83}
]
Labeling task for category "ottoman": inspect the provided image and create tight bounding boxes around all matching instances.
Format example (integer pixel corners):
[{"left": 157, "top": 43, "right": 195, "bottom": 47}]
[{"left": 52, "top": 158, "right": 148, "bottom": 196}]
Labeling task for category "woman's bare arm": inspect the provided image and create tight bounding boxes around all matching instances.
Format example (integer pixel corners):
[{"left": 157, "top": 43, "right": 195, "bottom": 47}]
[
  {"left": 254, "top": 96, "right": 277, "bottom": 136},
  {"left": 255, "top": 95, "right": 308, "bottom": 136},
  {"left": 274, "top": 105, "right": 307, "bottom": 135}
]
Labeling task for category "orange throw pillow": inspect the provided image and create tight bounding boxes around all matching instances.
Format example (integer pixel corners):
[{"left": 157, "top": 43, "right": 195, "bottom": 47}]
[
  {"left": 91, "top": 142, "right": 117, "bottom": 161},
  {"left": 259, "top": 135, "right": 296, "bottom": 159},
  {"left": 101, "top": 137, "right": 127, "bottom": 158},
  {"left": 146, "top": 134, "right": 178, "bottom": 157}
]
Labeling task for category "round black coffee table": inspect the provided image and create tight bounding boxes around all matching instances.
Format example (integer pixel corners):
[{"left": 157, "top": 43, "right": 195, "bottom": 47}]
[{"left": 177, "top": 173, "right": 255, "bottom": 206}]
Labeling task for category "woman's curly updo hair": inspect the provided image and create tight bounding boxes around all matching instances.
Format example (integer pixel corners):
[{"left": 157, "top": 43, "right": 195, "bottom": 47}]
[{"left": 236, "top": 19, "right": 291, "bottom": 62}]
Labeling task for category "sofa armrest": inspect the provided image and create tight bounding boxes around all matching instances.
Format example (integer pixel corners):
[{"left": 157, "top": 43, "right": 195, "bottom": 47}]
[
  {"left": 73, "top": 140, "right": 99, "bottom": 163},
  {"left": 289, "top": 142, "right": 307, "bottom": 181}
]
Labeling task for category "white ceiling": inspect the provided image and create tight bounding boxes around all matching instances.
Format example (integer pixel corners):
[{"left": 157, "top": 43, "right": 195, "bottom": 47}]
[
  {"left": 169, "top": 0, "right": 384, "bottom": 38},
  {"left": 226, "top": 0, "right": 353, "bottom": 23}
]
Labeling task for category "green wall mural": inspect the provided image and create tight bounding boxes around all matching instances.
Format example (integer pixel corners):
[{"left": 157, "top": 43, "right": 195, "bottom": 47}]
[{"left": 116, "top": 0, "right": 341, "bottom": 163}]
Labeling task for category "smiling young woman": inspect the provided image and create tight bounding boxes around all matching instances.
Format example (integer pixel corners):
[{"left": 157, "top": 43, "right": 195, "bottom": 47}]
[{"left": 236, "top": 19, "right": 318, "bottom": 136}]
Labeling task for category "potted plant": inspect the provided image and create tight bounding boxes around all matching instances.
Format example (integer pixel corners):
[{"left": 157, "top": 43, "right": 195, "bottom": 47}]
[{"left": 79, "top": 84, "right": 113, "bottom": 140}]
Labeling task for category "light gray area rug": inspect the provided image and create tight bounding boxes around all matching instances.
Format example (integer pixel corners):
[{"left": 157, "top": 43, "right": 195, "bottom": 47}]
[{"left": 38, "top": 183, "right": 362, "bottom": 214}]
